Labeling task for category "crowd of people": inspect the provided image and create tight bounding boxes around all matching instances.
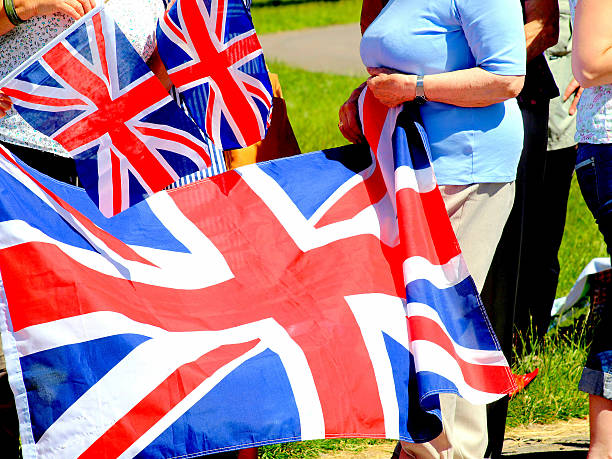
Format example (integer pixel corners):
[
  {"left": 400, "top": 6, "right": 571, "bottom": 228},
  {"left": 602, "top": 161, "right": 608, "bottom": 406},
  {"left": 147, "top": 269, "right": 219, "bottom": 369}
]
[
  {"left": 339, "top": 0, "right": 612, "bottom": 457},
  {"left": 0, "top": 0, "right": 611, "bottom": 457}
]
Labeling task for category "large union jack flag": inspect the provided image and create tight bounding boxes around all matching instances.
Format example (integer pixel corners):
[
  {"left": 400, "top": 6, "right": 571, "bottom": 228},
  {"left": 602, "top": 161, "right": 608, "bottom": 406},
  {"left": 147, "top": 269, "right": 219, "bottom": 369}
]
[
  {"left": 0, "top": 92, "right": 514, "bottom": 459},
  {"left": 156, "top": 0, "right": 273, "bottom": 150},
  {"left": 0, "top": 8, "right": 214, "bottom": 217}
]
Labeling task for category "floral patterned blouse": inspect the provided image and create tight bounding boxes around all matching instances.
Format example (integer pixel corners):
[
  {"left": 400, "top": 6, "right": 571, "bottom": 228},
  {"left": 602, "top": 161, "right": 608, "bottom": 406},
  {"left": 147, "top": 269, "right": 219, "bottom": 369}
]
[
  {"left": 0, "top": 0, "right": 165, "bottom": 156},
  {"left": 569, "top": 0, "right": 612, "bottom": 144}
]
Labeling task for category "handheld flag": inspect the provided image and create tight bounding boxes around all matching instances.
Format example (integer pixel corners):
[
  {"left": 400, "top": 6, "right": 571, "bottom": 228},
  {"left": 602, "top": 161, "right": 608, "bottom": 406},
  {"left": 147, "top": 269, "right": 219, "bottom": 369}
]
[
  {"left": 1, "top": 8, "right": 214, "bottom": 217},
  {"left": 156, "top": 0, "right": 273, "bottom": 150}
]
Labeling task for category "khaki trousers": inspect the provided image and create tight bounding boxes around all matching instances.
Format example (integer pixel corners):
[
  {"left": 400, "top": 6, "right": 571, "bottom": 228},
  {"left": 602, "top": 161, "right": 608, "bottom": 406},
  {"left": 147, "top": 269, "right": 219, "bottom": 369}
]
[{"left": 399, "top": 182, "right": 515, "bottom": 459}]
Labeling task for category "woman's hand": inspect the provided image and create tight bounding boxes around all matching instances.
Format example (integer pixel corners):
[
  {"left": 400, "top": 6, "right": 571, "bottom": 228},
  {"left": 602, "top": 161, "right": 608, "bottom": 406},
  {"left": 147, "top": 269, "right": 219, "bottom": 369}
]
[
  {"left": 366, "top": 67, "right": 416, "bottom": 107},
  {"left": 563, "top": 78, "right": 583, "bottom": 116},
  {"left": 338, "top": 82, "right": 367, "bottom": 144},
  {"left": 0, "top": 91, "right": 12, "bottom": 118},
  {"left": 14, "top": 0, "right": 96, "bottom": 22}
]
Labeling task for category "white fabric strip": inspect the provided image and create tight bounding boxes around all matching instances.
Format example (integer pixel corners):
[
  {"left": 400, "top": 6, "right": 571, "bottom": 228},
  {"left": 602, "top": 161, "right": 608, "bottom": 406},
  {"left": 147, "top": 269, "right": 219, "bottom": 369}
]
[
  {"left": 402, "top": 254, "right": 470, "bottom": 290},
  {"left": 345, "top": 293, "right": 409, "bottom": 440},
  {"left": 395, "top": 165, "right": 437, "bottom": 194}
]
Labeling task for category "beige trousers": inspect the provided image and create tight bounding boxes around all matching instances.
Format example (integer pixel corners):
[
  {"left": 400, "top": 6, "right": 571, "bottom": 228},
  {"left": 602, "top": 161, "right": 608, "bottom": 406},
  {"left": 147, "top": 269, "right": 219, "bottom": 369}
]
[{"left": 399, "top": 182, "right": 515, "bottom": 459}]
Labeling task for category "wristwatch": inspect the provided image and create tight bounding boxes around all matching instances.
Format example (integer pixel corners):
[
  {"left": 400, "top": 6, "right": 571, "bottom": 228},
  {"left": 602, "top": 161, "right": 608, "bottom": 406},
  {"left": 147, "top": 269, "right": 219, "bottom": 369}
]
[{"left": 415, "top": 75, "right": 427, "bottom": 105}]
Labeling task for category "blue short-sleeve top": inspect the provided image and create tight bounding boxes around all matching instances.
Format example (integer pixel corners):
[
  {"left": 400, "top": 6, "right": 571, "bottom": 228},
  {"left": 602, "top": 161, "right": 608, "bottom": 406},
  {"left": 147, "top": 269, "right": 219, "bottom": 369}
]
[{"left": 360, "top": 0, "right": 526, "bottom": 185}]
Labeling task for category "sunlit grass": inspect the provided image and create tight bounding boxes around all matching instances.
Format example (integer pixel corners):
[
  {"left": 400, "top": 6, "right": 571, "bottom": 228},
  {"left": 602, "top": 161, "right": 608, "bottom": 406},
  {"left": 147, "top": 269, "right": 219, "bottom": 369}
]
[
  {"left": 268, "top": 61, "right": 364, "bottom": 153},
  {"left": 252, "top": 0, "right": 362, "bottom": 35}
]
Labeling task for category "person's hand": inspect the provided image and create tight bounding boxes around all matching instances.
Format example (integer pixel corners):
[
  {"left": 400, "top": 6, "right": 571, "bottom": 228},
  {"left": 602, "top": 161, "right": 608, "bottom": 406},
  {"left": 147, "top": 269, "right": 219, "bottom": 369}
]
[
  {"left": 563, "top": 78, "right": 583, "bottom": 116},
  {"left": 366, "top": 67, "right": 416, "bottom": 107},
  {"left": 338, "top": 82, "right": 366, "bottom": 144},
  {"left": 0, "top": 91, "right": 12, "bottom": 119},
  {"left": 15, "top": 0, "right": 96, "bottom": 22}
]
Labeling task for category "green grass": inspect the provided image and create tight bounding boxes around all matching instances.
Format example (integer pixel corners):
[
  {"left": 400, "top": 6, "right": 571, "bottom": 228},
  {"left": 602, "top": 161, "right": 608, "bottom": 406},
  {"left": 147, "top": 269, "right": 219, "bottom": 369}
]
[
  {"left": 507, "top": 324, "right": 590, "bottom": 427},
  {"left": 260, "top": 438, "right": 393, "bottom": 458},
  {"left": 252, "top": 0, "right": 361, "bottom": 35},
  {"left": 268, "top": 61, "right": 365, "bottom": 153}
]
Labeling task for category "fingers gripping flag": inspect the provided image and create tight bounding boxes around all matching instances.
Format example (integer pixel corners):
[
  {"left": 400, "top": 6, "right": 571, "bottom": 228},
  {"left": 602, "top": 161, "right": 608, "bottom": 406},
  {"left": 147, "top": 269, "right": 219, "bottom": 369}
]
[
  {"left": 0, "top": 90, "right": 514, "bottom": 459},
  {"left": 1, "top": 7, "right": 214, "bottom": 217},
  {"left": 155, "top": 0, "right": 273, "bottom": 150}
]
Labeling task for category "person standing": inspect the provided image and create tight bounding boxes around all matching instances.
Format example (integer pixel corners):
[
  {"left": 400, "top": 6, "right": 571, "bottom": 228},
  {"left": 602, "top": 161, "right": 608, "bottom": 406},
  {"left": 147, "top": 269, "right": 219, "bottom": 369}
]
[
  {"left": 524, "top": 0, "right": 581, "bottom": 341},
  {"left": 568, "top": 0, "right": 612, "bottom": 455},
  {"left": 340, "top": 0, "right": 526, "bottom": 457},
  {"left": 480, "top": 0, "right": 560, "bottom": 456}
]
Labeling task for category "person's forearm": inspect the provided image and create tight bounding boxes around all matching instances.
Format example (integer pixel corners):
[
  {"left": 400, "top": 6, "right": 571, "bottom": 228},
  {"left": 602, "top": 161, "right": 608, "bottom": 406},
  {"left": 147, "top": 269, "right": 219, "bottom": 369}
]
[
  {"left": 572, "top": 0, "right": 612, "bottom": 88},
  {"left": 423, "top": 69, "right": 524, "bottom": 107},
  {"left": 1, "top": 6, "right": 16, "bottom": 35},
  {"left": 524, "top": 0, "right": 559, "bottom": 62},
  {"left": 367, "top": 67, "right": 524, "bottom": 108}
]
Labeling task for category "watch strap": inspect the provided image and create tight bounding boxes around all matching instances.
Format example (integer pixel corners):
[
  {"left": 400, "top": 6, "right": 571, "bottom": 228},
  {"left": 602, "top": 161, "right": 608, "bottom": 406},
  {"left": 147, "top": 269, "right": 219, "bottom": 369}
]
[{"left": 416, "top": 75, "right": 426, "bottom": 100}]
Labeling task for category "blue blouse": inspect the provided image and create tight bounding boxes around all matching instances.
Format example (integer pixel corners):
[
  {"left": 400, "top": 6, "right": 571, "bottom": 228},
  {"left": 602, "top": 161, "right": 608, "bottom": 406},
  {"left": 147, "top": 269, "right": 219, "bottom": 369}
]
[{"left": 360, "top": 0, "right": 526, "bottom": 185}]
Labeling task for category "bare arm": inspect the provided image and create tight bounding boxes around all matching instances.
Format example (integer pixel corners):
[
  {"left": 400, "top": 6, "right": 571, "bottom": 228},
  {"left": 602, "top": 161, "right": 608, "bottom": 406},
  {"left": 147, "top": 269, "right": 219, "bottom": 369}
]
[
  {"left": 366, "top": 67, "right": 524, "bottom": 108},
  {"left": 572, "top": 0, "right": 612, "bottom": 88},
  {"left": 1, "top": 0, "right": 95, "bottom": 35},
  {"left": 524, "top": 0, "right": 559, "bottom": 62}
]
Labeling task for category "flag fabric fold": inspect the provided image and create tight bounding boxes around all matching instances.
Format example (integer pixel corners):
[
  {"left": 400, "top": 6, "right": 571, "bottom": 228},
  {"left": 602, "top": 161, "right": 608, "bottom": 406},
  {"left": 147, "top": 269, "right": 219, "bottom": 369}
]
[
  {"left": 0, "top": 7, "right": 215, "bottom": 217},
  {"left": 0, "top": 89, "right": 514, "bottom": 459},
  {"left": 155, "top": 0, "right": 273, "bottom": 150}
]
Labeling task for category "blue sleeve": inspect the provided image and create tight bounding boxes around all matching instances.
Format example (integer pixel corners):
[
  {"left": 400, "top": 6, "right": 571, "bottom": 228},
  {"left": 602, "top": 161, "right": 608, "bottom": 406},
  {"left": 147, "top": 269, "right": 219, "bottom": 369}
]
[{"left": 454, "top": 0, "right": 526, "bottom": 75}]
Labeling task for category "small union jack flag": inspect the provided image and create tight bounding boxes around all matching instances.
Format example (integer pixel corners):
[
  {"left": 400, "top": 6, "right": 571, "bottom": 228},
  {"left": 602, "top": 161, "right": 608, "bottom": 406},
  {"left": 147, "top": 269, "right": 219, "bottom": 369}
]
[
  {"left": 1, "top": 7, "right": 214, "bottom": 217},
  {"left": 156, "top": 0, "right": 273, "bottom": 150}
]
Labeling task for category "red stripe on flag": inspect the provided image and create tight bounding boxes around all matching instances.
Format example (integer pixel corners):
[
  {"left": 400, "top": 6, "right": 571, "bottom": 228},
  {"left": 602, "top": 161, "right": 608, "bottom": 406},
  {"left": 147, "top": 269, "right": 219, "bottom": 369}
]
[
  {"left": 92, "top": 14, "right": 111, "bottom": 88},
  {"left": 396, "top": 187, "right": 460, "bottom": 265},
  {"left": 407, "top": 315, "right": 515, "bottom": 395},
  {"left": 110, "top": 149, "right": 122, "bottom": 216},
  {"left": 314, "top": 167, "right": 386, "bottom": 229},
  {"left": 0, "top": 87, "right": 84, "bottom": 108},
  {"left": 79, "top": 340, "right": 261, "bottom": 459},
  {"left": 242, "top": 81, "right": 272, "bottom": 110},
  {"left": 164, "top": 13, "right": 187, "bottom": 44},
  {"left": 215, "top": 0, "right": 225, "bottom": 39},
  {"left": 206, "top": 89, "right": 216, "bottom": 139},
  {"left": 361, "top": 91, "right": 390, "bottom": 154}
]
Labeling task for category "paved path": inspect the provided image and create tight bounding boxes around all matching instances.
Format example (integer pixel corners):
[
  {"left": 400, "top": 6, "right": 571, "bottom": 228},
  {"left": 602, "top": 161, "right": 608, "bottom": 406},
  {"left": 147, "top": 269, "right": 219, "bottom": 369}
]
[
  {"left": 311, "top": 420, "right": 589, "bottom": 458},
  {"left": 260, "top": 23, "right": 368, "bottom": 77}
]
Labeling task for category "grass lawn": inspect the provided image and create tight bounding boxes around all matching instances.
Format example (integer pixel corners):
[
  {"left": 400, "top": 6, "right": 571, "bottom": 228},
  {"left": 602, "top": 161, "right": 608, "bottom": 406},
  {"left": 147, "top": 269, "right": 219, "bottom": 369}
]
[{"left": 252, "top": 0, "right": 362, "bottom": 35}]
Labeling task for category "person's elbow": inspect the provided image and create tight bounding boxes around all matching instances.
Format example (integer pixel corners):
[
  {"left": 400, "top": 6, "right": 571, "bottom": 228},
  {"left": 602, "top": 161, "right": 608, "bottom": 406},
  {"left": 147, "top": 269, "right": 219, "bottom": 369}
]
[
  {"left": 573, "top": 54, "right": 608, "bottom": 88},
  {"left": 499, "top": 75, "right": 525, "bottom": 100}
]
